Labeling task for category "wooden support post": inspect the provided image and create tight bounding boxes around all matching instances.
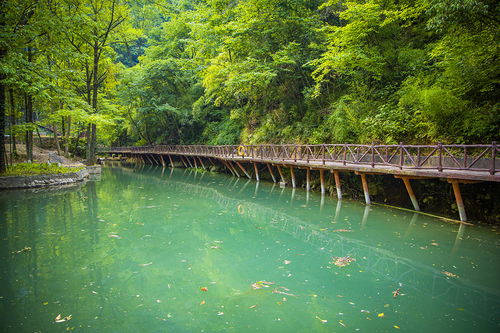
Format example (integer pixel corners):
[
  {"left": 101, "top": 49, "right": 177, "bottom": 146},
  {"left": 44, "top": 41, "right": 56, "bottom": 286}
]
[
  {"left": 198, "top": 157, "right": 206, "bottom": 170},
  {"left": 235, "top": 161, "right": 251, "bottom": 179},
  {"left": 168, "top": 155, "right": 174, "bottom": 168},
  {"left": 180, "top": 156, "right": 188, "bottom": 168},
  {"left": 193, "top": 156, "right": 198, "bottom": 169},
  {"left": 290, "top": 166, "right": 296, "bottom": 188},
  {"left": 359, "top": 173, "right": 371, "bottom": 205},
  {"left": 253, "top": 163, "right": 260, "bottom": 181},
  {"left": 306, "top": 168, "right": 310, "bottom": 191},
  {"left": 319, "top": 169, "right": 325, "bottom": 194},
  {"left": 401, "top": 176, "right": 420, "bottom": 211},
  {"left": 267, "top": 163, "right": 277, "bottom": 183},
  {"left": 160, "top": 155, "right": 166, "bottom": 168},
  {"left": 276, "top": 165, "right": 286, "bottom": 184},
  {"left": 450, "top": 180, "right": 467, "bottom": 222},
  {"left": 333, "top": 170, "right": 342, "bottom": 200},
  {"left": 221, "top": 160, "right": 235, "bottom": 176},
  {"left": 186, "top": 156, "right": 194, "bottom": 168},
  {"left": 228, "top": 161, "right": 240, "bottom": 177}
]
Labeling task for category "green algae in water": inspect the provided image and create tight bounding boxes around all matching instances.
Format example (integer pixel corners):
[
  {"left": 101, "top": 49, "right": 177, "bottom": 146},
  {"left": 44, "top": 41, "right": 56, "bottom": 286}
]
[{"left": 0, "top": 165, "right": 499, "bottom": 332}]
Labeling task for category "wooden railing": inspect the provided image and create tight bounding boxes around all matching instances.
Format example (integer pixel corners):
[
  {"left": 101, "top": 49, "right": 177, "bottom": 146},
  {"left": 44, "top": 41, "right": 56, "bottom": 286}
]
[{"left": 102, "top": 143, "right": 499, "bottom": 175}]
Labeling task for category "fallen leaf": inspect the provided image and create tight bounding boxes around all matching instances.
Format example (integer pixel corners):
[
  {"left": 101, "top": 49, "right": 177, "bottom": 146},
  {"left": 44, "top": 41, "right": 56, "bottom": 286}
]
[
  {"left": 200, "top": 300, "right": 206, "bottom": 305},
  {"left": 284, "top": 260, "right": 291, "bottom": 265},
  {"left": 200, "top": 287, "right": 208, "bottom": 292},
  {"left": 384, "top": 304, "right": 390, "bottom": 308},
  {"left": 249, "top": 305, "right": 257, "bottom": 309},
  {"left": 43, "top": 302, "right": 49, "bottom": 305},
  {"left": 442, "top": 271, "right": 458, "bottom": 278},
  {"left": 55, "top": 314, "right": 62, "bottom": 321},
  {"left": 217, "top": 311, "right": 224, "bottom": 316},
  {"left": 394, "top": 325, "right": 400, "bottom": 329},
  {"left": 378, "top": 313, "right": 385, "bottom": 318},
  {"left": 315, "top": 316, "right": 327, "bottom": 323},
  {"left": 139, "top": 262, "right": 153, "bottom": 267}
]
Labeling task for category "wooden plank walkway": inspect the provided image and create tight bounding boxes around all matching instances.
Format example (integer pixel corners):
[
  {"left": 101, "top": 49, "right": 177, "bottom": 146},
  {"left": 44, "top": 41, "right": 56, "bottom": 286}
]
[
  {"left": 103, "top": 143, "right": 499, "bottom": 182},
  {"left": 102, "top": 143, "right": 499, "bottom": 223}
]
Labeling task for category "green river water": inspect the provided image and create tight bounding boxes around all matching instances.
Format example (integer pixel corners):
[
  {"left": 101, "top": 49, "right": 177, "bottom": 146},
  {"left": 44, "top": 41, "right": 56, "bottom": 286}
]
[{"left": 1, "top": 164, "right": 499, "bottom": 332}]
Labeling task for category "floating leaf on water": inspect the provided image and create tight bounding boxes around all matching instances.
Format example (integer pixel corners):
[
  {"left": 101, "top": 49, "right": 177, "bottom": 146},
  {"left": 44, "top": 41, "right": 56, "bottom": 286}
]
[
  {"left": 284, "top": 260, "right": 291, "bottom": 265},
  {"left": 392, "top": 288, "right": 401, "bottom": 298},
  {"left": 200, "top": 300, "right": 206, "bottom": 305},
  {"left": 378, "top": 313, "right": 385, "bottom": 318},
  {"left": 331, "top": 256, "right": 356, "bottom": 267},
  {"left": 249, "top": 305, "right": 257, "bottom": 309},
  {"left": 394, "top": 325, "right": 400, "bottom": 329},
  {"left": 43, "top": 302, "right": 49, "bottom": 305},
  {"left": 430, "top": 242, "right": 439, "bottom": 246},
  {"left": 442, "top": 271, "right": 458, "bottom": 278},
  {"left": 332, "top": 229, "right": 353, "bottom": 232},
  {"left": 108, "top": 234, "right": 121, "bottom": 239},
  {"left": 200, "top": 287, "right": 208, "bottom": 292},
  {"left": 251, "top": 281, "right": 274, "bottom": 290},
  {"left": 339, "top": 320, "right": 346, "bottom": 327},
  {"left": 384, "top": 304, "right": 390, "bottom": 308},
  {"left": 139, "top": 262, "right": 153, "bottom": 267},
  {"left": 315, "top": 316, "right": 327, "bottom": 323},
  {"left": 456, "top": 308, "right": 465, "bottom": 311},
  {"left": 13, "top": 246, "right": 32, "bottom": 254},
  {"left": 217, "top": 311, "right": 224, "bottom": 316},
  {"left": 55, "top": 314, "right": 62, "bottom": 321}
]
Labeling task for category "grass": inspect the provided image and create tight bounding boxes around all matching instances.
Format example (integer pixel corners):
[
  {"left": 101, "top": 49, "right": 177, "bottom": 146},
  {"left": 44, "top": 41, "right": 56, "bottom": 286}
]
[{"left": 0, "top": 163, "right": 84, "bottom": 177}]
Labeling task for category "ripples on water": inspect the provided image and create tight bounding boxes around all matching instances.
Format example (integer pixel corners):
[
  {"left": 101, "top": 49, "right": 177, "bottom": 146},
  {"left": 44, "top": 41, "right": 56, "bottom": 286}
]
[{"left": 0, "top": 164, "right": 499, "bottom": 332}]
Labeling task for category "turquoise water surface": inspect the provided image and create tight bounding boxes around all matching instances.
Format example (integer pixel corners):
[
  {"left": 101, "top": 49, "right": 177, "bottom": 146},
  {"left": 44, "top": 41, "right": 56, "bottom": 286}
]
[{"left": 1, "top": 164, "right": 499, "bottom": 332}]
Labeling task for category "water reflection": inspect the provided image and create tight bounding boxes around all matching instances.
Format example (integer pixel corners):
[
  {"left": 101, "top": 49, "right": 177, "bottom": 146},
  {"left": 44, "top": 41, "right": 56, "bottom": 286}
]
[{"left": 1, "top": 165, "right": 499, "bottom": 332}]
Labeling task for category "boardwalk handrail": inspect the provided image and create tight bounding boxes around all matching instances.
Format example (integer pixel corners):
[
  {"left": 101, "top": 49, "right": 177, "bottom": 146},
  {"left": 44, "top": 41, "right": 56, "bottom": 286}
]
[{"left": 102, "top": 143, "right": 499, "bottom": 175}]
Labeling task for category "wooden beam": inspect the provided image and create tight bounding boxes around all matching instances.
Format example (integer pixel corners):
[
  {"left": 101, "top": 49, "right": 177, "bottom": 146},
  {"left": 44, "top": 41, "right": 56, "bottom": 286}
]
[
  {"left": 235, "top": 161, "right": 251, "bottom": 179},
  {"left": 193, "top": 156, "right": 198, "bottom": 169},
  {"left": 168, "top": 154, "right": 174, "bottom": 168},
  {"left": 306, "top": 167, "right": 310, "bottom": 191},
  {"left": 160, "top": 155, "right": 166, "bottom": 168},
  {"left": 221, "top": 160, "right": 235, "bottom": 176},
  {"left": 276, "top": 165, "right": 286, "bottom": 184},
  {"left": 186, "top": 156, "right": 194, "bottom": 168},
  {"left": 253, "top": 162, "right": 260, "bottom": 181},
  {"left": 198, "top": 157, "right": 206, "bottom": 170},
  {"left": 290, "top": 166, "right": 296, "bottom": 188},
  {"left": 359, "top": 173, "right": 371, "bottom": 205},
  {"left": 319, "top": 169, "right": 325, "bottom": 194},
  {"left": 449, "top": 179, "right": 467, "bottom": 222},
  {"left": 333, "top": 170, "right": 342, "bottom": 200},
  {"left": 228, "top": 161, "right": 240, "bottom": 177},
  {"left": 180, "top": 156, "right": 188, "bottom": 168},
  {"left": 400, "top": 176, "right": 420, "bottom": 211},
  {"left": 267, "top": 163, "right": 276, "bottom": 183}
]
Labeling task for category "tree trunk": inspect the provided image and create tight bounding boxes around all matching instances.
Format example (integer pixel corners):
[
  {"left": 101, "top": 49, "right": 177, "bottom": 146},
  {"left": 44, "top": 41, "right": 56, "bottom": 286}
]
[
  {"left": 52, "top": 125, "right": 61, "bottom": 155},
  {"left": 65, "top": 116, "right": 71, "bottom": 156},
  {"left": 0, "top": 52, "right": 5, "bottom": 173},
  {"left": 24, "top": 93, "right": 33, "bottom": 162},
  {"left": 86, "top": 42, "right": 100, "bottom": 165},
  {"left": 9, "top": 89, "right": 16, "bottom": 155},
  {"left": 25, "top": 48, "right": 34, "bottom": 162}
]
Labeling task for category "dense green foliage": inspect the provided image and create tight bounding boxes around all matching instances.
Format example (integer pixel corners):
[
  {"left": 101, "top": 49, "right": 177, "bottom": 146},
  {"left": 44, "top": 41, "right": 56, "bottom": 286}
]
[
  {"left": 0, "top": 163, "right": 83, "bottom": 176},
  {"left": 1, "top": 0, "right": 499, "bottom": 162}
]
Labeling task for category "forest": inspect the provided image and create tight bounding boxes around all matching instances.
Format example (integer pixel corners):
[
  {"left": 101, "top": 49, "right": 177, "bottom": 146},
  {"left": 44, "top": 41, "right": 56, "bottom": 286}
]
[{"left": 0, "top": 0, "right": 498, "bottom": 170}]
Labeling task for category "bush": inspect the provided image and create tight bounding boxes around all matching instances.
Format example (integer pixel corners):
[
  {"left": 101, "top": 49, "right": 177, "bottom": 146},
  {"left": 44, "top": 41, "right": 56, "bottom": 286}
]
[{"left": 1, "top": 163, "right": 84, "bottom": 177}]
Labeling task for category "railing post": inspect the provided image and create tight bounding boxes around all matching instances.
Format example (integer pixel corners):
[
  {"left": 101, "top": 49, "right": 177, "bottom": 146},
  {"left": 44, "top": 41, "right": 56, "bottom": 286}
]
[
  {"left": 399, "top": 142, "right": 404, "bottom": 170},
  {"left": 294, "top": 145, "right": 297, "bottom": 162},
  {"left": 491, "top": 141, "right": 497, "bottom": 175},
  {"left": 371, "top": 143, "right": 374, "bottom": 167},
  {"left": 343, "top": 145, "right": 346, "bottom": 165},
  {"left": 322, "top": 145, "right": 325, "bottom": 165},
  {"left": 438, "top": 142, "right": 443, "bottom": 172}
]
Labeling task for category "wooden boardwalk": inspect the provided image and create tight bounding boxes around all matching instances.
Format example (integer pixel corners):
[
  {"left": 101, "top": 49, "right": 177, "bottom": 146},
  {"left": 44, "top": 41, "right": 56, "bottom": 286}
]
[{"left": 102, "top": 143, "right": 499, "bottom": 222}]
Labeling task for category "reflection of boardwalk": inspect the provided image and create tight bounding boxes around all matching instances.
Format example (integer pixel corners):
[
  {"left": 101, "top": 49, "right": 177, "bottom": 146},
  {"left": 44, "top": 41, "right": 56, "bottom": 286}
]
[{"left": 132, "top": 166, "right": 499, "bottom": 325}]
